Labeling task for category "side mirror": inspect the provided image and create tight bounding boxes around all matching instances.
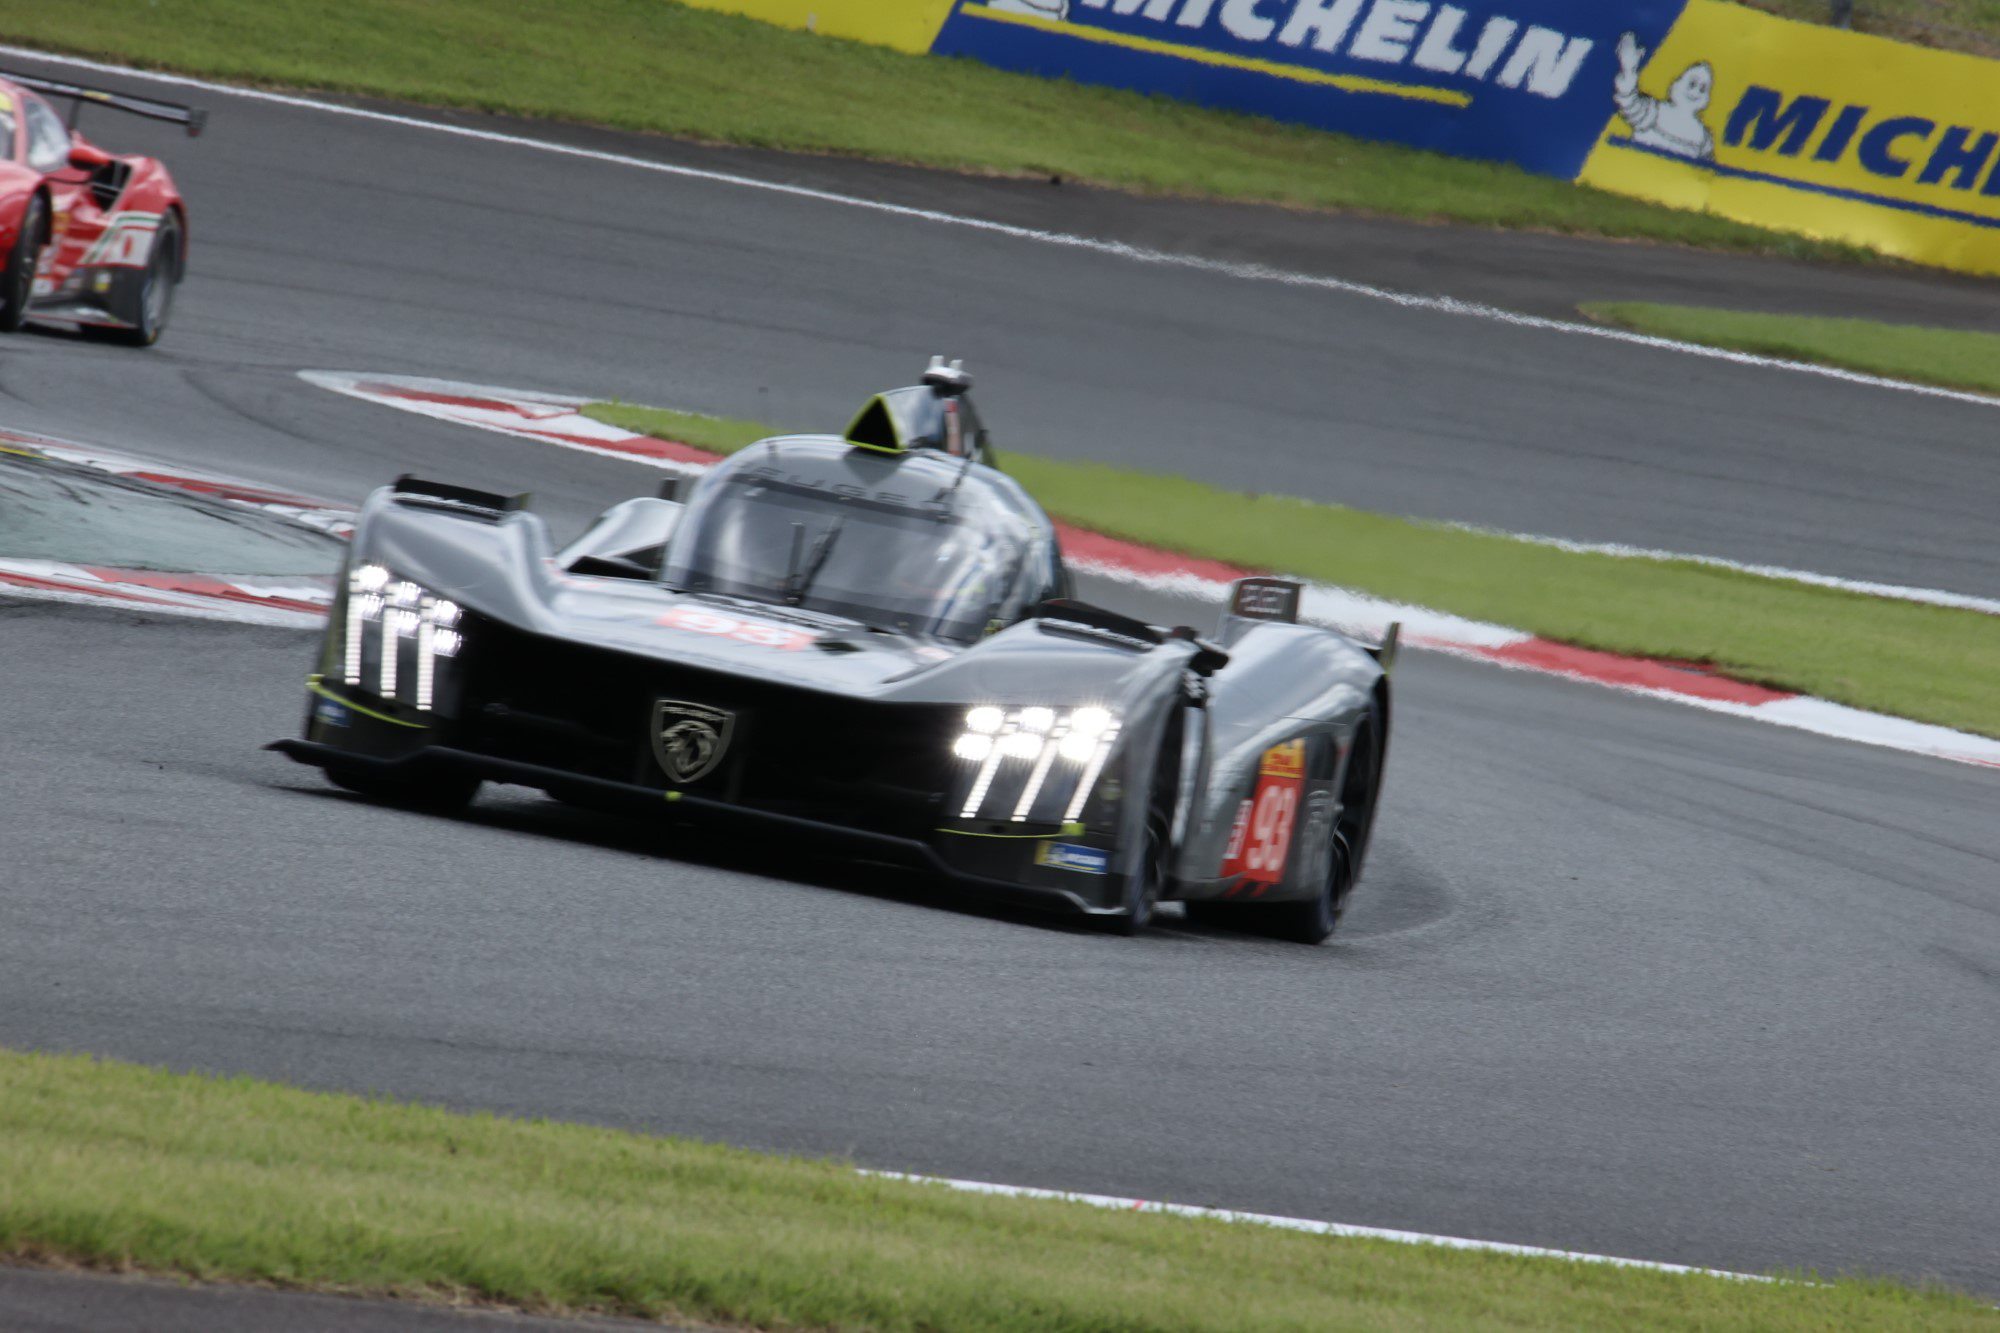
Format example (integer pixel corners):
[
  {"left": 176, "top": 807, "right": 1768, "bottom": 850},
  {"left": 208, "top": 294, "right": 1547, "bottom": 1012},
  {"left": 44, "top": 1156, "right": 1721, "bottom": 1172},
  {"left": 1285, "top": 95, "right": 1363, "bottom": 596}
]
[{"left": 67, "top": 142, "right": 113, "bottom": 172}]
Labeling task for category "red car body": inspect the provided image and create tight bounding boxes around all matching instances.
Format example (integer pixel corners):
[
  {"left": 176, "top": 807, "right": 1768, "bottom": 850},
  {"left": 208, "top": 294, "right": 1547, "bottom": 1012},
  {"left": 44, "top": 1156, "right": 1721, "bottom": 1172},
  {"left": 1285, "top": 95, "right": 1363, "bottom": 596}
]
[{"left": 0, "top": 71, "right": 200, "bottom": 346}]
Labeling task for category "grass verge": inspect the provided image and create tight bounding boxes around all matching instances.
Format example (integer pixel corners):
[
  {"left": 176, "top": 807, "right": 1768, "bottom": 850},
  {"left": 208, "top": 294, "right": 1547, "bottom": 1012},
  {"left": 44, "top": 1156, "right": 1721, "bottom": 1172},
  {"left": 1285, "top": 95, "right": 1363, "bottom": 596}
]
[
  {"left": 1583, "top": 303, "right": 2000, "bottom": 399},
  {"left": 0, "top": 0, "right": 1868, "bottom": 262},
  {"left": 2, "top": 1047, "right": 1992, "bottom": 1329},
  {"left": 1747, "top": 0, "right": 2000, "bottom": 57},
  {"left": 587, "top": 401, "right": 2000, "bottom": 740}
]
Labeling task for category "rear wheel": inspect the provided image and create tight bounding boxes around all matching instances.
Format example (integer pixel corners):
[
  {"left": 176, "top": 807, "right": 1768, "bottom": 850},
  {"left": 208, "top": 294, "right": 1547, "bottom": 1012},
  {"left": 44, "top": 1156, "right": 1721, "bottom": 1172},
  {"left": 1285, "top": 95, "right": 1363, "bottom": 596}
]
[
  {"left": 1, "top": 194, "right": 47, "bottom": 333},
  {"left": 103, "top": 214, "right": 180, "bottom": 347},
  {"left": 325, "top": 765, "right": 480, "bottom": 812}
]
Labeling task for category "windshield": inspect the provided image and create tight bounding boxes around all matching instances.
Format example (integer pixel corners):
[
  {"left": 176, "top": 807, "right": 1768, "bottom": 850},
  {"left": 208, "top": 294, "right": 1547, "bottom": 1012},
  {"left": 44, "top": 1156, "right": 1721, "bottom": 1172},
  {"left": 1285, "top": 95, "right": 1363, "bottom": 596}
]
[{"left": 662, "top": 466, "right": 1030, "bottom": 643}]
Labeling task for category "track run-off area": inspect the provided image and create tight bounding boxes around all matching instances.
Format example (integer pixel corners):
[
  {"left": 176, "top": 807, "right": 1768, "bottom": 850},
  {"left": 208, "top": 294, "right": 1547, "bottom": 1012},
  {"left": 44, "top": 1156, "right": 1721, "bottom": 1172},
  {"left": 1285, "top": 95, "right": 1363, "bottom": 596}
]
[{"left": 1, "top": 47, "right": 1997, "bottom": 1300}]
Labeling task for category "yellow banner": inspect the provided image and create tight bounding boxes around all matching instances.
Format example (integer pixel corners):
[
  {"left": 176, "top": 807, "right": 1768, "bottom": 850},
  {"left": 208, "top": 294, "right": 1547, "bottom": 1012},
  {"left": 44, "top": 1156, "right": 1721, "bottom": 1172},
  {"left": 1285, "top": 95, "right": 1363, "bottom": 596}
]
[
  {"left": 673, "top": 0, "right": 954, "bottom": 54},
  {"left": 1580, "top": 0, "right": 2000, "bottom": 276}
]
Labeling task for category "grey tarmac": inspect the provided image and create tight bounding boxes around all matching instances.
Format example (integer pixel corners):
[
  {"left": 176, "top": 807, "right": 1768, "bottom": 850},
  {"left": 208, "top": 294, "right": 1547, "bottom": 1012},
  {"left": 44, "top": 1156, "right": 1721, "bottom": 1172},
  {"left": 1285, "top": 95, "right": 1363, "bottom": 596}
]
[
  {"left": 0, "top": 52, "right": 1996, "bottom": 594},
  {"left": 2, "top": 605, "right": 1997, "bottom": 1296},
  {"left": 0, "top": 50, "right": 1997, "bottom": 1322}
]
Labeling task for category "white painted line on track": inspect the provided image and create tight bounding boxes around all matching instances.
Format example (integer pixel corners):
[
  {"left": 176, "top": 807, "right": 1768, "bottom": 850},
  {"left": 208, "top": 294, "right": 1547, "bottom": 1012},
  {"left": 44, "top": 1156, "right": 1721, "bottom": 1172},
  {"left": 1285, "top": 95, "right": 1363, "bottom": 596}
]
[
  {"left": 306, "top": 371, "right": 2000, "bottom": 771},
  {"left": 863, "top": 1171, "right": 1772, "bottom": 1281},
  {"left": 9, "top": 45, "right": 2000, "bottom": 413}
]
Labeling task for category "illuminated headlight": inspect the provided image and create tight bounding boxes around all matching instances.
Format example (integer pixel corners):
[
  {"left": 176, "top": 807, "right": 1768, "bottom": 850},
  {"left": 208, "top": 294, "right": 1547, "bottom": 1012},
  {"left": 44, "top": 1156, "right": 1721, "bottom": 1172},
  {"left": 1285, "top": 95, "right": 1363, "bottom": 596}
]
[
  {"left": 1057, "top": 732, "right": 1097, "bottom": 763},
  {"left": 952, "top": 706, "right": 1122, "bottom": 822},
  {"left": 965, "top": 706, "right": 1004, "bottom": 735},
  {"left": 339, "top": 562, "right": 465, "bottom": 712}
]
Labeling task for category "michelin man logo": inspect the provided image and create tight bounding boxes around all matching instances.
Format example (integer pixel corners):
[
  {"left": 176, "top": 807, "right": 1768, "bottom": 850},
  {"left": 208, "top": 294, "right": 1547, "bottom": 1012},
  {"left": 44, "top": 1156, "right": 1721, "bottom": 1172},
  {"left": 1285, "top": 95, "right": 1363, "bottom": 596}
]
[
  {"left": 988, "top": 0, "right": 1068, "bottom": 16},
  {"left": 1612, "top": 31, "right": 1714, "bottom": 162}
]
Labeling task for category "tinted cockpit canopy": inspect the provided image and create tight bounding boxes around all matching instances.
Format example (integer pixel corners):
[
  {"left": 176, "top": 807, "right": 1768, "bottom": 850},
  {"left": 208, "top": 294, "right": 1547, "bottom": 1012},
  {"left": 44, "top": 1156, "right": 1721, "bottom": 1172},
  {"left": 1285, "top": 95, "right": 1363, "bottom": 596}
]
[{"left": 661, "top": 440, "right": 1058, "bottom": 644}]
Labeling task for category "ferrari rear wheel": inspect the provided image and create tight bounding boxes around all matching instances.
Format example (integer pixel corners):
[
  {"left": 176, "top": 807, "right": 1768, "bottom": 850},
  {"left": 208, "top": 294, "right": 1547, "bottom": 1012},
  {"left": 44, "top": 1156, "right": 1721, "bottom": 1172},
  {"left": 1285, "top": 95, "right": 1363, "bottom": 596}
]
[
  {"left": 325, "top": 765, "right": 481, "bottom": 812},
  {"left": 103, "top": 214, "right": 180, "bottom": 347},
  {"left": 1, "top": 194, "right": 46, "bottom": 334}
]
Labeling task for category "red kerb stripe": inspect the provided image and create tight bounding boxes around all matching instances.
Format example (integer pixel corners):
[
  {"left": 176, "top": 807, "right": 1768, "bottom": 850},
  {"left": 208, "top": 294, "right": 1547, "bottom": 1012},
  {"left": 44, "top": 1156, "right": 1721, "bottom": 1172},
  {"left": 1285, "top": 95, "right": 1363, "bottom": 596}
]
[
  {"left": 1471, "top": 639, "right": 1798, "bottom": 706},
  {"left": 1055, "top": 523, "right": 1251, "bottom": 584},
  {"left": 79, "top": 567, "right": 328, "bottom": 615},
  {"left": 126, "top": 472, "right": 323, "bottom": 507}
]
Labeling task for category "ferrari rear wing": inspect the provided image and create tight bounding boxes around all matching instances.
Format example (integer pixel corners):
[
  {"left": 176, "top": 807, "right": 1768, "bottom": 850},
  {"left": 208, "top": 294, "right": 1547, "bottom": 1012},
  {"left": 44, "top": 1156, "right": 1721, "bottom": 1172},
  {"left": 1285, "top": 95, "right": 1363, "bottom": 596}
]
[{"left": 1, "top": 69, "right": 206, "bottom": 136}]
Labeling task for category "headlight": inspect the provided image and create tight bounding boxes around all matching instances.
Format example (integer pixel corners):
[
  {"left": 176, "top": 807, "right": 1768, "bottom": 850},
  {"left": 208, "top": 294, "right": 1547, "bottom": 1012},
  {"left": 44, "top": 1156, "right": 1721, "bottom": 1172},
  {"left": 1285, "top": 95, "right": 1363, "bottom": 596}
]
[
  {"left": 953, "top": 705, "right": 1121, "bottom": 823},
  {"left": 339, "top": 562, "right": 464, "bottom": 712}
]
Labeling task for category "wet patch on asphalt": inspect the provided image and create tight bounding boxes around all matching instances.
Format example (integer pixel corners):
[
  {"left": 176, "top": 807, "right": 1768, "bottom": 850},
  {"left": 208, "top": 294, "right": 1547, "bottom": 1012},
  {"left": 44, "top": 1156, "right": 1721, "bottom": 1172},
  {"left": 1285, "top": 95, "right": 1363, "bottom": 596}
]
[{"left": 0, "top": 446, "right": 339, "bottom": 576}]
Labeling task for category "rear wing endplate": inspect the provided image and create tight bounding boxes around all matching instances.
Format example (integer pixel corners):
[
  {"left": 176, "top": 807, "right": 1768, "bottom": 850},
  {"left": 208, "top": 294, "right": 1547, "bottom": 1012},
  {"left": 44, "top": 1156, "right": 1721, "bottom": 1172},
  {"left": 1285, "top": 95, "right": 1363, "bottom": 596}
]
[
  {"left": 1366, "top": 621, "right": 1401, "bottom": 675},
  {"left": 3, "top": 69, "right": 206, "bottom": 136}
]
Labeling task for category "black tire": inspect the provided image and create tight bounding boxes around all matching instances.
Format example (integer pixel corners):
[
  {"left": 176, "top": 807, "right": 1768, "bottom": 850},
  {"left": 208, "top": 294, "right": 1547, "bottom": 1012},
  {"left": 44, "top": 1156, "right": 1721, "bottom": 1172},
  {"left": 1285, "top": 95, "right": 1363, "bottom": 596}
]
[
  {"left": 103, "top": 214, "right": 179, "bottom": 347},
  {"left": 1, "top": 193, "right": 46, "bottom": 333},
  {"left": 1281, "top": 714, "right": 1382, "bottom": 943},
  {"left": 325, "top": 765, "right": 481, "bottom": 812},
  {"left": 1236, "top": 711, "right": 1383, "bottom": 946},
  {"left": 1102, "top": 809, "right": 1167, "bottom": 936},
  {"left": 1100, "top": 711, "right": 1185, "bottom": 937}
]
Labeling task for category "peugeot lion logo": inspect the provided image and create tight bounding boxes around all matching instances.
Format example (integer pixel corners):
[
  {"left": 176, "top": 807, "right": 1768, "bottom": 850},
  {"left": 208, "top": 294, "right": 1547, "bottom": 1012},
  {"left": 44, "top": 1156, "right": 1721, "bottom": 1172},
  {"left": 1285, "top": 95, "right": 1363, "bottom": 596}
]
[{"left": 651, "top": 700, "right": 734, "bottom": 784}]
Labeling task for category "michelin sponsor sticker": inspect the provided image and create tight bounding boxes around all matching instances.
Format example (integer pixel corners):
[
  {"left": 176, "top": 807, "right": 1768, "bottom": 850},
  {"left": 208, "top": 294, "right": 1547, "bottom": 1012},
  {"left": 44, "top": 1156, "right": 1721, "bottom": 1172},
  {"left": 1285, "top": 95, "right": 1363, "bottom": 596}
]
[{"left": 1036, "top": 840, "right": 1111, "bottom": 875}]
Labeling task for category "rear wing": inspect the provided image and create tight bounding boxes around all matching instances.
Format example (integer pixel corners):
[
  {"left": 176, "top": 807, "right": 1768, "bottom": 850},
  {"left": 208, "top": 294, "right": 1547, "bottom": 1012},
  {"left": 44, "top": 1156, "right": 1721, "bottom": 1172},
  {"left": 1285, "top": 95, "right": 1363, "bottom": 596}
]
[
  {"left": 1217, "top": 576, "right": 1399, "bottom": 671},
  {"left": 2, "top": 70, "right": 206, "bottom": 136}
]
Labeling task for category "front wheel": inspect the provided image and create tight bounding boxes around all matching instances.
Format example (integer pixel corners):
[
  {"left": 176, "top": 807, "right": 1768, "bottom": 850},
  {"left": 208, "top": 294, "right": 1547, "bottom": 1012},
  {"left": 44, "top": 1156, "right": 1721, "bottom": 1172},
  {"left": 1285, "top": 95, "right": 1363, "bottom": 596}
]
[
  {"left": 325, "top": 765, "right": 480, "bottom": 812},
  {"left": 1, "top": 194, "right": 47, "bottom": 334},
  {"left": 1101, "top": 813, "right": 1167, "bottom": 936},
  {"left": 1202, "top": 712, "right": 1383, "bottom": 946},
  {"left": 1277, "top": 712, "right": 1382, "bottom": 943}
]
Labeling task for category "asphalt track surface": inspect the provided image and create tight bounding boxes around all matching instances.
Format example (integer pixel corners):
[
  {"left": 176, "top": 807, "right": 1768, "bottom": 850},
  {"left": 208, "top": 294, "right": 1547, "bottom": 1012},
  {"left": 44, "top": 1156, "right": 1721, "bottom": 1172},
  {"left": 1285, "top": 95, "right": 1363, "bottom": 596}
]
[{"left": 1, "top": 50, "right": 1998, "bottom": 1310}]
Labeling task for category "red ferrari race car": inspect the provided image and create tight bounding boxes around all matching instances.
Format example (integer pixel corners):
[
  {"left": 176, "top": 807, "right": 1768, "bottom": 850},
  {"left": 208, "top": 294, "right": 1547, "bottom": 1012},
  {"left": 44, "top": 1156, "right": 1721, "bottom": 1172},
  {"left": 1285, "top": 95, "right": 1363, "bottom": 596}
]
[{"left": 0, "top": 69, "right": 202, "bottom": 347}]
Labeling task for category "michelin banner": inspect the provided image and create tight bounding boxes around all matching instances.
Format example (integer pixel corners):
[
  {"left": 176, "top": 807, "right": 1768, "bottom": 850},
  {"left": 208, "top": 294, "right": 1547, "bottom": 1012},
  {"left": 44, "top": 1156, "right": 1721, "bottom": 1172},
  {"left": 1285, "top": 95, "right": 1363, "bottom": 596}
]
[
  {"left": 1581, "top": 0, "right": 2000, "bottom": 275},
  {"left": 678, "top": 0, "right": 2000, "bottom": 274},
  {"left": 932, "top": 1, "right": 1687, "bottom": 179}
]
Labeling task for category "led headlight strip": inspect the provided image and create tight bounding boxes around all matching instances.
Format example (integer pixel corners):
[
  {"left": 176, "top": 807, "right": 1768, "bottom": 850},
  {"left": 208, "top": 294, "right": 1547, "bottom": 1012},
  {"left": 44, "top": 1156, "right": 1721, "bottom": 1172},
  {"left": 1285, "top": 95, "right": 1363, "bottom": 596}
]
[
  {"left": 954, "top": 705, "right": 1119, "bottom": 822},
  {"left": 342, "top": 563, "right": 463, "bottom": 712}
]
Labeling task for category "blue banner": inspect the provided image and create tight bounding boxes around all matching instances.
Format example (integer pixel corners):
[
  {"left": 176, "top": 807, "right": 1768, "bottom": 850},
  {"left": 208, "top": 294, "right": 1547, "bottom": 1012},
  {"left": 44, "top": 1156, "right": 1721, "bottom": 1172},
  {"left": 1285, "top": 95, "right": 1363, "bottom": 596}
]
[{"left": 933, "top": 0, "right": 1690, "bottom": 178}]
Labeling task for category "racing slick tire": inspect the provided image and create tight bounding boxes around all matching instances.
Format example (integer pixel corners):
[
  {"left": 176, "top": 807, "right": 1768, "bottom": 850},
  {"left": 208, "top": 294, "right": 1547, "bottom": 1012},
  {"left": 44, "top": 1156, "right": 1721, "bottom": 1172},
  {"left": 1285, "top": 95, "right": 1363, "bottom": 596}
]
[
  {"left": 1190, "top": 710, "right": 1383, "bottom": 945},
  {"left": 93, "top": 213, "right": 180, "bottom": 347},
  {"left": 324, "top": 765, "right": 481, "bottom": 812},
  {"left": 1, "top": 193, "right": 47, "bottom": 334},
  {"left": 1102, "top": 812, "right": 1168, "bottom": 936},
  {"left": 1100, "top": 708, "right": 1187, "bottom": 936}
]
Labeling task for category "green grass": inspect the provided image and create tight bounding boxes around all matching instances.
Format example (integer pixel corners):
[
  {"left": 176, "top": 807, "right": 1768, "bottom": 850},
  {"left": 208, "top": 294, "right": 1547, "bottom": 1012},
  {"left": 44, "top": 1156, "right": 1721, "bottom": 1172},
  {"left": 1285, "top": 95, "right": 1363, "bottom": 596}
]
[
  {"left": 586, "top": 401, "right": 2000, "bottom": 740},
  {"left": 0, "top": 0, "right": 1873, "bottom": 263},
  {"left": 1583, "top": 304, "right": 2000, "bottom": 399},
  {"left": 2, "top": 1048, "right": 1992, "bottom": 1329},
  {"left": 1746, "top": 0, "right": 2000, "bottom": 55}
]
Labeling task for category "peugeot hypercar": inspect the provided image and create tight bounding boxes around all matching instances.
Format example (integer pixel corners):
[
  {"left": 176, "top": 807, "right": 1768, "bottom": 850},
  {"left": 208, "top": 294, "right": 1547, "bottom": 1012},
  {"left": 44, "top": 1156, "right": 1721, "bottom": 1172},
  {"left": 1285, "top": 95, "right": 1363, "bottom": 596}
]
[
  {"left": 0, "top": 70, "right": 200, "bottom": 346},
  {"left": 274, "top": 363, "right": 1396, "bottom": 940}
]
